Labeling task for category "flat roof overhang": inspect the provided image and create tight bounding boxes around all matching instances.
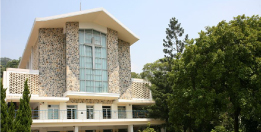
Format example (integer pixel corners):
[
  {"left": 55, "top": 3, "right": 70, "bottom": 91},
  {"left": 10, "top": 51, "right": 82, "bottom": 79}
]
[
  {"left": 32, "top": 119, "right": 164, "bottom": 128},
  {"left": 19, "top": 7, "right": 139, "bottom": 69},
  {"left": 116, "top": 99, "right": 155, "bottom": 105},
  {"left": 63, "top": 91, "right": 120, "bottom": 100},
  {"left": 6, "top": 94, "right": 69, "bottom": 102}
]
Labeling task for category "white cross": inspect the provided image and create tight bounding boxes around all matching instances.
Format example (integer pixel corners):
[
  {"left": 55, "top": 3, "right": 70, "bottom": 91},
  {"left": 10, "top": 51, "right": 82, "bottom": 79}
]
[{"left": 84, "top": 37, "right": 102, "bottom": 69}]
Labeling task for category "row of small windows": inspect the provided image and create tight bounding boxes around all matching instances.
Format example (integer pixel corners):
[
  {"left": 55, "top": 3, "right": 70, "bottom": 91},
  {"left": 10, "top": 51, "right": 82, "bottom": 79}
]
[{"left": 48, "top": 105, "right": 126, "bottom": 119}]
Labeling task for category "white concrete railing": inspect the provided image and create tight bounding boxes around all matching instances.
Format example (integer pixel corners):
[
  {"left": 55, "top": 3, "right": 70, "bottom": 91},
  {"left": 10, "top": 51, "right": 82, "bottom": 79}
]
[
  {"left": 31, "top": 110, "right": 149, "bottom": 120},
  {"left": 3, "top": 68, "right": 39, "bottom": 95}
]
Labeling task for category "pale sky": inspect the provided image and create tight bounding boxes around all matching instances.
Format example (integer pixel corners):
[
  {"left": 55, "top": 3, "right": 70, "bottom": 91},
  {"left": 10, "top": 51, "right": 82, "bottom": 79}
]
[{"left": 1, "top": 0, "right": 261, "bottom": 73}]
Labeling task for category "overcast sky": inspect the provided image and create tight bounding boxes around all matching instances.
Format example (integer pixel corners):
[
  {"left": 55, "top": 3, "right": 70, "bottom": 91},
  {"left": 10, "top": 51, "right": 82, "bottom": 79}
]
[{"left": 1, "top": 0, "right": 261, "bottom": 73}]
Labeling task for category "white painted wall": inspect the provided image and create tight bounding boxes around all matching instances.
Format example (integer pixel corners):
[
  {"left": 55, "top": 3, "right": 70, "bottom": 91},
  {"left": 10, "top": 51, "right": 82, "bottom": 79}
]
[
  {"left": 111, "top": 103, "right": 118, "bottom": 119},
  {"left": 60, "top": 102, "right": 67, "bottom": 120},
  {"left": 78, "top": 103, "right": 86, "bottom": 120},
  {"left": 39, "top": 102, "right": 47, "bottom": 120},
  {"left": 126, "top": 104, "right": 132, "bottom": 119},
  {"left": 94, "top": 103, "right": 102, "bottom": 119},
  {"left": 128, "top": 125, "right": 133, "bottom": 132}
]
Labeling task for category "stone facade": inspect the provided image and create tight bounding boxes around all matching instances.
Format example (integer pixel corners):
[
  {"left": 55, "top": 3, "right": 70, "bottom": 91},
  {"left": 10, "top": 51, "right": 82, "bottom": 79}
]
[
  {"left": 32, "top": 41, "right": 39, "bottom": 70},
  {"left": 67, "top": 99, "right": 114, "bottom": 104},
  {"left": 32, "top": 24, "right": 150, "bottom": 99},
  {"left": 118, "top": 39, "right": 132, "bottom": 99},
  {"left": 107, "top": 28, "right": 120, "bottom": 94},
  {"left": 38, "top": 28, "right": 66, "bottom": 97},
  {"left": 65, "top": 22, "right": 80, "bottom": 92}
]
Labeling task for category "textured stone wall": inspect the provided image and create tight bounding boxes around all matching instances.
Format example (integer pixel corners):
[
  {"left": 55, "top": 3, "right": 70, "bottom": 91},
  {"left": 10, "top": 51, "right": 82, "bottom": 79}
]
[
  {"left": 118, "top": 39, "right": 132, "bottom": 99},
  {"left": 32, "top": 41, "right": 39, "bottom": 70},
  {"left": 38, "top": 28, "right": 66, "bottom": 97},
  {"left": 107, "top": 28, "right": 120, "bottom": 94},
  {"left": 65, "top": 22, "right": 80, "bottom": 92},
  {"left": 9, "top": 73, "right": 39, "bottom": 95}
]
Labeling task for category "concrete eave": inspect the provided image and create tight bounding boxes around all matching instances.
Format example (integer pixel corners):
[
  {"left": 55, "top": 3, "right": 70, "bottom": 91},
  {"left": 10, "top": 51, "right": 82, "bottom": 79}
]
[
  {"left": 32, "top": 119, "right": 164, "bottom": 127},
  {"left": 6, "top": 94, "right": 69, "bottom": 102},
  {"left": 64, "top": 91, "right": 120, "bottom": 100},
  {"left": 116, "top": 99, "right": 155, "bottom": 105},
  {"left": 19, "top": 7, "right": 139, "bottom": 69}
]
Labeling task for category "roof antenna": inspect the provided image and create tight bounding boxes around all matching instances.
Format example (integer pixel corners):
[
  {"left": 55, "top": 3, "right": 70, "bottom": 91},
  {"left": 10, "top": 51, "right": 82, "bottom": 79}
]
[{"left": 80, "top": 0, "right": 81, "bottom": 11}]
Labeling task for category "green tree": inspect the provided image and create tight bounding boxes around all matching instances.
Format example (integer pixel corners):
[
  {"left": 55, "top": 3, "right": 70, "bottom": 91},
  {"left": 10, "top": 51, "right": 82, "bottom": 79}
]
[
  {"left": 139, "top": 123, "right": 157, "bottom": 132},
  {"left": 131, "top": 72, "right": 141, "bottom": 78},
  {"left": 0, "top": 57, "right": 20, "bottom": 78},
  {"left": 1, "top": 81, "right": 9, "bottom": 131},
  {"left": 169, "top": 15, "right": 261, "bottom": 132},
  {"left": 143, "top": 17, "right": 188, "bottom": 131},
  {"left": 14, "top": 79, "right": 32, "bottom": 132},
  {"left": 163, "top": 17, "right": 188, "bottom": 67},
  {"left": 7, "top": 101, "right": 15, "bottom": 132}
]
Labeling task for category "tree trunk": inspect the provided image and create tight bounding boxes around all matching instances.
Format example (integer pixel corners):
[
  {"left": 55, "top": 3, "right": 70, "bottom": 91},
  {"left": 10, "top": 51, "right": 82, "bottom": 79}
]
[
  {"left": 183, "top": 126, "right": 187, "bottom": 132},
  {"left": 234, "top": 107, "right": 240, "bottom": 132}
]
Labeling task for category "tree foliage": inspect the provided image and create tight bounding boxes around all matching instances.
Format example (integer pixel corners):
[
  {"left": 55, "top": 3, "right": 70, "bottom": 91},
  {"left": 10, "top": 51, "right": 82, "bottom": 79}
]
[
  {"left": 168, "top": 15, "right": 261, "bottom": 132},
  {"left": 8, "top": 101, "right": 15, "bottom": 132},
  {"left": 143, "top": 17, "right": 188, "bottom": 131},
  {"left": 163, "top": 17, "right": 188, "bottom": 65},
  {"left": 14, "top": 79, "right": 32, "bottom": 132},
  {"left": 139, "top": 123, "right": 157, "bottom": 132},
  {"left": 0, "top": 57, "right": 20, "bottom": 78},
  {"left": 131, "top": 72, "right": 141, "bottom": 78},
  {"left": 1, "top": 81, "right": 9, "bottom": 131},
  {"left": 144, "top": 15, "right": 261, "bottom": 132}
]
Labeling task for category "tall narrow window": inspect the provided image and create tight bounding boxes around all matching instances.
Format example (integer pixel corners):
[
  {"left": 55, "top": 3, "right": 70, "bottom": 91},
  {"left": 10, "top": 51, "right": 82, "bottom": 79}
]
[
  {"left": 118, "top": 106, "right": 126, "bottom": 119},
  {"left": 79, "top": 29, "right": 108, "bottom": 93},
  {"left": 67, "top": 105, "right": 77, "bottom": 119},
  {"left": 48, "top": 105, "right": 59, "bottom": 119},
  {"left": 86, "top": 105, "right": 94, "bottom": 119},
  {"left": 102, "top": 106, "right": 111, "bottom": 119}
]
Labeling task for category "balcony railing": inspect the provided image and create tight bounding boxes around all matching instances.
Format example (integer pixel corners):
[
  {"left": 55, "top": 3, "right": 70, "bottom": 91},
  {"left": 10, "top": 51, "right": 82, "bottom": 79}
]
[{"left": 16, "top": 110, "right": 149, "bottom": 120}]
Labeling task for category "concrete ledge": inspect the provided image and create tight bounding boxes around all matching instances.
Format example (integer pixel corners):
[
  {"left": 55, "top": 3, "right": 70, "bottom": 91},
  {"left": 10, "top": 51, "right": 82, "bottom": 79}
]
[
  {"left": 64, "top": 91, "right": 120, "bottom": 100},
  {"left": 6, "top": 95, "right": 69, "bottom": 102},
  {"left": 116, "top": 99, "right": 155, "bottom": 105},
  {"left": 32, "top": 119, "right": 164, "bottom": 127}
]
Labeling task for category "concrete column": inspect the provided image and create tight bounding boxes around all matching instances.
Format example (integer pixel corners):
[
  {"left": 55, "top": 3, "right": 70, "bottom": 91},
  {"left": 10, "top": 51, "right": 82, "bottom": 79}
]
[
  {"left": 111, "top": 103, "right": 118, "bottom": 119},
  {"left": 74, "top": 126, "right": 79, "bottom": 132},
  {"left": 39, "top": 102, "right": 47, "bottom": 120},
  {"left": 60, "top": 102, "right": 67, "bottom": 120},
  {"left": 78, "top": 103, "right": 86, "bottom": 120},
  {"left": 128, "top": 125, "right": 133, "bottom": 132},
  {"left": 39, "top": 128, "right": 47, "bottom": 132},
  {"left": 161, "top": 127, "right": 165, "bottom": 132},
  {"left": 126, "top": 104, "right": 132, "bottom": 119},
  {"left": 94, "top": 103, "right": 102, "bottom": 119}
]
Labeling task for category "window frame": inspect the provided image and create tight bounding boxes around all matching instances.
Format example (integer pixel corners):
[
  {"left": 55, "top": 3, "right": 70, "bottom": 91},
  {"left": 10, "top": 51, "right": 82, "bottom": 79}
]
[
  {"left": 79, "top": 29, "right": 108, "bottom": 93},
  {"left": 48, "top": 105, "right": 59, "bottom": 119}
]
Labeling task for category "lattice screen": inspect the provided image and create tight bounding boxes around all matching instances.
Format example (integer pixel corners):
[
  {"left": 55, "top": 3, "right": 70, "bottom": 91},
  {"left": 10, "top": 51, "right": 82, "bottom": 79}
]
[
  {"left": 9, "top": 73, "right": 39, "bottom": 95},
  {"left": 132, "top": 82, "right": 150, "bottom": 99}
]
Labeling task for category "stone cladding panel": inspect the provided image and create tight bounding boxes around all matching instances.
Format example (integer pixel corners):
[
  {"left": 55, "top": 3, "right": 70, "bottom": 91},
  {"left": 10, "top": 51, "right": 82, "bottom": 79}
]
[
  {"left": 132, "top": 81, "right": 151, "bottom": 99},
  {"left": 118, "top": 39, "right": 132, "bottom": 99},
  {"left": 38, "top": 28, "right": 66, "bottom": 97},
  {"left": 107, "top": 28, "right": 120, "bottom": 94},
  {"left": 9, "top": 73, "right": 39, "bottom": 95},
  {"left": 65, "top": 22, "right": 80, "bottom": 92}
]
